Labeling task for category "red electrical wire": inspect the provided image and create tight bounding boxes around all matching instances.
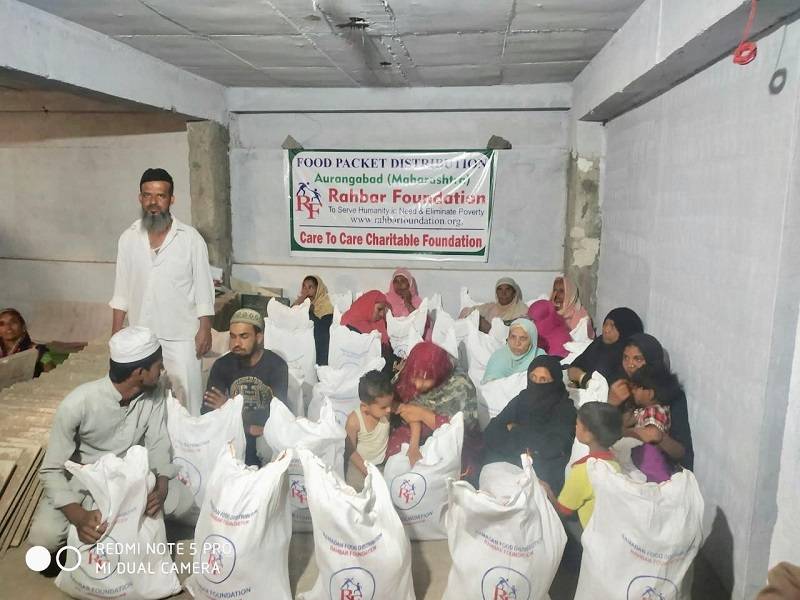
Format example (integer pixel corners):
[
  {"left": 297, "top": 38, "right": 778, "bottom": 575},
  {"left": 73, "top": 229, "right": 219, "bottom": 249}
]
[{"left": 733, "top": 0, "right": 758, "bottom": 65}]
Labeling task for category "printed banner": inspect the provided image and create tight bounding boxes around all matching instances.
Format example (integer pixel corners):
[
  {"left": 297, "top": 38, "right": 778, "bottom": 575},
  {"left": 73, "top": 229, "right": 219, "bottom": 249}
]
[{"left": 288, "top": 149, "right": 495, "bottom": 261}]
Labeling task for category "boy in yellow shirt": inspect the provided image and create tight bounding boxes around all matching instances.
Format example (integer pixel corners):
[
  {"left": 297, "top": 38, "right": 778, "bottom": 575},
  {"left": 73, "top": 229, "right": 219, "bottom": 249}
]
[{"left": 555, "top": 401, "right": 622, "bottom": 528}]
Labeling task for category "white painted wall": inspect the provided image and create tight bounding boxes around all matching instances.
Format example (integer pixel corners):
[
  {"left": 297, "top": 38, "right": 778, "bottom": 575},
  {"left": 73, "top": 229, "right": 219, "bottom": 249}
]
[
  {"left": 229, "top": 107, "right": 569, "bottom": 314},
  {"left": 597, "top": 21, "right": 800, "bottom": 598},
  {"left": 0, "top": 101, "right": 191, "bottom": 320}
]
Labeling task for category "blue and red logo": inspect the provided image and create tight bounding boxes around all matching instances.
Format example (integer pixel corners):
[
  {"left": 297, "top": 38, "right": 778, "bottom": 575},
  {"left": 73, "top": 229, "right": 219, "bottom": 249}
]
[
  {"left": 481, "top": 566, "right": 531, "bottom": 600},
  {"left": 200, "top": 534, "right": 236, "bottom": 584},
  {"left": 390, "top": 472, "right": 427, "bottom": 510},
  {"left": 627, "top": 576, "right": 678, "bottom": 600},
  {"left": 296, "top": 182, "right": 322, "bottom": 219},
  {"left": 329, "top": 567, "right": 375, "bottom": 600}
]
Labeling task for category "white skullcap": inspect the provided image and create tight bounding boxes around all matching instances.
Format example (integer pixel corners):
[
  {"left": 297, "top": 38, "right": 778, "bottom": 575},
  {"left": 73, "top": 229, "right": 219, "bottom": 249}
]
[{"left": 109, "top": 326, "right": 161, "bottom": 363}]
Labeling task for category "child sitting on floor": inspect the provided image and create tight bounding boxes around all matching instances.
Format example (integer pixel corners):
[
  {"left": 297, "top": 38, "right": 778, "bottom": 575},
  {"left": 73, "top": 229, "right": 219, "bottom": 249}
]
[
  {"left": 345, "top": 370, "right": 393, "bottom": 491},
  {"left": 553, "top": 401, "right": 622, "bottom": 528}
]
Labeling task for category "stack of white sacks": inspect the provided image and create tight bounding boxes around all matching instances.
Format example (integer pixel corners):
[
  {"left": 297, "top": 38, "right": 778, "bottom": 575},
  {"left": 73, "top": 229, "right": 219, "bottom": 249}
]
[{"left": 62, "top": 283, "right": 704, "bottom": 600}]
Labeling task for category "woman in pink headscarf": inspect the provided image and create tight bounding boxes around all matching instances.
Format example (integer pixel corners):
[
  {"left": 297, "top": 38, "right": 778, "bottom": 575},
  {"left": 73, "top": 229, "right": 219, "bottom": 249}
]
[
  {"left": 385, "top": 268, "right": 422, "bottom": 317},
  {"left": 340, "top": 290, "right": 389, "bottom": 345},
  {"left": 550, "top": 275, "right": 594, "bottom": 338},
  {"left": 527, "top": 300, "right": 572, "bottom": 358}
]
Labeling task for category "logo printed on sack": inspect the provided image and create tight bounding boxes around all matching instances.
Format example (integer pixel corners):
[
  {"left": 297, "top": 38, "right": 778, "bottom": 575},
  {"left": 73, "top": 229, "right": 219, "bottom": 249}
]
[
  {"left": 289, "top": 476, "right": 308, "bottom": 506},
  {"left": 78, "top": 535, "right": 119, "bottom": 581},
  {"left": 174, "top": 456, "right": 202, "bottom": 496},
  {"left": 481, "top": 567, "right": 532, "bottom": 600},
  {"left": 329, "top": 567, "right": 375, "bottom": 600},
  {"left": 390, "top": 472, "right": 427, "bottom": 510},
  {"left": 296, "top": 182, "right": 322, "bottom": 219},
  {"left": 200, "top": 534, "right": 236, "bottom": 584},
  {"left": 626, "top": 576, "right": 679, "bottom": 600}
]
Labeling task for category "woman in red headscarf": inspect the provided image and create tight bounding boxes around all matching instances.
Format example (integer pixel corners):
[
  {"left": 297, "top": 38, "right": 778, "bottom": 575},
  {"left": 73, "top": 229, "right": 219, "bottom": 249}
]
[
  {"left": 340, "top": 290, "right": 389, "bottom": 344},
  {"left": 389, "top": 342, "right": 481, "bottom": 473},
  {"left": 527, "top": 299, "right": 572, "bottom": 358}
]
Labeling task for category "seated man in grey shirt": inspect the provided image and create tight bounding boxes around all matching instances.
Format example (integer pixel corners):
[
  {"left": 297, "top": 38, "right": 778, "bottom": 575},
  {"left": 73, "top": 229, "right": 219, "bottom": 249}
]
[{"left": 28, "top": 326, "right": 188, "bottom": 559}]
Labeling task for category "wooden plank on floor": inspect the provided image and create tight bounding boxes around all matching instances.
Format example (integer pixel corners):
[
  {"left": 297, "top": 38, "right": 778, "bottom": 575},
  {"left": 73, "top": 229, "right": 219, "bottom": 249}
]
[
  {"left": 0, "top": 461, "right": 15, "bottom": 498},
  {"left": 10, "top": 482, "right": 42, "bottom": 548}
]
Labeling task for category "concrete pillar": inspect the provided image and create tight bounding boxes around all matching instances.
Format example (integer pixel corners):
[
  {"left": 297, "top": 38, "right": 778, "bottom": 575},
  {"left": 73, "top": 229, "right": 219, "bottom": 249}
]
[
  {"left": 188, "top": 121, "right": 232, "bottom": 285},
  {"left": 563, "top": 119, "right": 604, "bottom": 322}
]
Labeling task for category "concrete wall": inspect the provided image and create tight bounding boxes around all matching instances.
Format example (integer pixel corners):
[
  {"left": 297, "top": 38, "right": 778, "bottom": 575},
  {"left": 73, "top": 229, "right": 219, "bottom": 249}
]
[
  {"left": 0, "top": 91, "right": 190, "bottom": 320},
  {"left": 597, "top": 21, "right": 800, "bottom": 598},
  {"left": 229, "top": 108, "right": 569, "bottom": 314}
]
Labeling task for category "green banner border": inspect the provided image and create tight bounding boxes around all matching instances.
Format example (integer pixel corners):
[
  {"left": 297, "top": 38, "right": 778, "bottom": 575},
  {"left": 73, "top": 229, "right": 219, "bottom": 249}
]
[{"left": 288, "top": 148, "right": 495, "bottom": 258}]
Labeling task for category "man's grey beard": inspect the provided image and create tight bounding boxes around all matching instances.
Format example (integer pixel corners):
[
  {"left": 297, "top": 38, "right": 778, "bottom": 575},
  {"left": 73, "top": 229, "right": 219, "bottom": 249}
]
[{"left": 141, "top": 208, "right": 172, "bottom": 233}]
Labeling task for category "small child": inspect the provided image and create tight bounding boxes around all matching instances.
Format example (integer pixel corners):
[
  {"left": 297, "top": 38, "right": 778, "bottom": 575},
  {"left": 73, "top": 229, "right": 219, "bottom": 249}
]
[
  {"left": 554, "top": 401, "right": 622, "bottom": 528},
  {"left": 628, "top": 364, "right": 671, "bottom": 437},
  {"left": 626, "top": 365, "right": 675, "bottom": 482},
  {"left": 345, "top": 370, "right": 393, "bottom": 491}
]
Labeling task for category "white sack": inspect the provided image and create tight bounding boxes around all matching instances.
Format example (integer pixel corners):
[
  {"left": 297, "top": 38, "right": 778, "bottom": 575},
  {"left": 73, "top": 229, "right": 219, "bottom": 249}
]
[
  {"left": 459, "top": 287, "right": 480, "bottom": 313},
  {"left": 167, "top": 393, "right": 246, "bottom": 522},
  {"left": 55, "top": 446, "right": 181, "bottom": 600},
  {"left": 383, "top": 413, "right": 464, "bottom": 540},
  {"left": 329, "top": 291, "right": 353, "bottom": 313},
  {"left": 574, "top": 461, "right": 704, "bottom": 600},
  {"left": 489, "top": 317, "right": 510, "bottom": 344},
  {"left": 431, "top": 310, "right": 459, "bottom": 359},
  {"left": 478, "top": 371, "right": 528, "bottom": 429},
  {"left": 267, "top": 298, "right": 312, "bottom": 330},
  {"left": 569, "top": 316, "right": 592, "bottom": 343},
  {"left": 264, "top": 318, "right": 317, "bottom": 385},
  {"left": 387, "top": 299, "right": 428, "bottom": 359},
  {"left": 263, "top": 398, "right": 346, "bottom": 531},
  {"left": 443, "top": 454, "right": 566, "bottom": 600},
  {"left": 296, "top": 449, "right": 416, "bottom": 600},
  {"left": 561, "top": 339, "right": 593, "bottom": 366},
  {"left": 185, "top": 446, "right": 293, "bottom": 600},
  {"left": 465, "top": 328, "right": 503, "bottom": 389},
  {"left": 327, "top": 325, "right": 383, "bottom": 371}
]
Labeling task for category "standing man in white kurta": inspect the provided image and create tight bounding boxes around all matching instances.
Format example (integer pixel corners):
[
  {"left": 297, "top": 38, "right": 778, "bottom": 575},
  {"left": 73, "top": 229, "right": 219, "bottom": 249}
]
[{"left": 110, "top": 168, "right": 214, "bottom": 415}]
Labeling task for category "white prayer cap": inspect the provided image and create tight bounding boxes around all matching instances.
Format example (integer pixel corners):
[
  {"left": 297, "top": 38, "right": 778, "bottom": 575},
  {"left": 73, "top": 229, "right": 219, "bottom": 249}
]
[{"left": 109, "top": 326, "right": 161, "bottom": 363}]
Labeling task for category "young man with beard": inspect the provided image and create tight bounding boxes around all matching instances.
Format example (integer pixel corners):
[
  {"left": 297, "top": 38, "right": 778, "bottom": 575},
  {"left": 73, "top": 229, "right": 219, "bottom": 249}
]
[
  {"left": 202, "top": 309, "right": 288, "bottom": 466},
  {"left": 109, "top": 168, "right": 215, "bottom": 415},
  {"left": 28, "top": 327, "right": 189, "bottom": 560}
]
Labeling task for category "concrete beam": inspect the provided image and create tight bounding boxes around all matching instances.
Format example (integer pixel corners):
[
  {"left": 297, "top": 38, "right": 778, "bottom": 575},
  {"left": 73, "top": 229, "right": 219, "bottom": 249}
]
[
  {"left": 573, "top": 0, "right": 800, "bottom": 122},
  {"left": 226, "top": 83, "right": 572, "bottom": 113},
  {"left": 0, "top": 0, "right": 227, "bottom": 123}
]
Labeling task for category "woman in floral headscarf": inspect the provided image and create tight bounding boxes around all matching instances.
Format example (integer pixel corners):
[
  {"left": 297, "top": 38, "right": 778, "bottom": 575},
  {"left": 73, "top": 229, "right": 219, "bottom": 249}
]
[{"left": 389, "top": 342, "right": 481, "bottom": 473}]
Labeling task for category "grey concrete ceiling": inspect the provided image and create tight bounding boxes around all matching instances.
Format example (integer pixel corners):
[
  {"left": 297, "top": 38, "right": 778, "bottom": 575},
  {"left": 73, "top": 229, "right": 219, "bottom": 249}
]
[{"left": 20, "top": 0, "right": 644, "bottom": 87}]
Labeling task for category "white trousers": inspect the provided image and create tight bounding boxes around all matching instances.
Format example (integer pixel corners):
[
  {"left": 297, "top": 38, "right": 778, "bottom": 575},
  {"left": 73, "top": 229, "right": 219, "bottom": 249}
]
[{"left": 161, "top": 339, "right": 202, "bottom": 416}]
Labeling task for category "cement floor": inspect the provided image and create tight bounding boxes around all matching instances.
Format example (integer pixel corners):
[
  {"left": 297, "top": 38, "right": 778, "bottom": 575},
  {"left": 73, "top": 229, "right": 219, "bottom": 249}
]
[{"left": 0, "top": 533, "right": 729, "bottom": 599}]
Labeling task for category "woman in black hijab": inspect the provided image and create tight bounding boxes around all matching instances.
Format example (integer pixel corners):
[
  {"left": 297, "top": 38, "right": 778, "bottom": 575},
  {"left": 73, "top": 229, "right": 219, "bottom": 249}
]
[
  {"left": 483, "top": 355, "right": 577, "bottom": 491},
  {"left": 567, "top": 307, "right": 644, "bottom": 388},
  {"left": 611, "top": 333, "right": 694, "bottom": 470}
]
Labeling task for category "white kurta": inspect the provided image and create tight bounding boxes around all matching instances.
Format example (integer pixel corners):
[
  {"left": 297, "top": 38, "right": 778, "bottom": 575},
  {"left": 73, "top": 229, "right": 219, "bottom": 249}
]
[{"left": 109, "top": 218, "right": 215, "bottom": 415}]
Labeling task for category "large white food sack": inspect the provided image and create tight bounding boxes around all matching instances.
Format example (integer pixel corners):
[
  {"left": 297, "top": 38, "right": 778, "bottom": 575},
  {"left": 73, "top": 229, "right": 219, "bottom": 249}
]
[
  {"left": 465, "top": 328, "right": 503, "bottom": 389},
  {"left": 387, "top": 299, "right": 428, "bottom": 358},
  {"left": 488, "top": 317, "right": 509, "bottom": 344},
  {"left": 267, "top": 297, "right": 312, "bottom": 330},
  {"left": 167, "top": 393, "right": 246, "bottom": 522},
  {"left": 453, "top": 310, "right": 479, "bottom": 371},
  {"left": 329, "top": 291, "right": 353, "bottom": 314},
  {"left": 383, "top": 413, "right": 464, "bottom": 540},
  {"left": 55, "top": 446, "right": 181, "bottom": 599},
  {"left": 431, "top": 309, "right": 459, "bottom": 359},
  {"left": 459, "top": 287, "right": 480, "bottom": 313},
  {"left": 425, "top": 293, "right": 443, "bottom": 312},
  {"left": 307, "top": 357, "right": 386, "bottom": 426},
  {"left": 327, "top": 325, "right": 382, "bottom": 371},
  {"left": 263, "top": 318, "right": 317, "bottom": 385},
  {"left": 296, "top": 449, "right": 416, "bottom": 600},
  {"left": 263, "top": 398, "right": 346, "bottom": 531},
  {"left": 478, "top": 371, "right": 528, "bottom": 430},
  {"left": 574, "top": 460, "right": 704, "bottom": 600},
  {"left": 570, "top": 315, "right": 592, "bottom": 342},
  {"left": 185, "top": 446, "right": 293, "bottom": 600},
  {"left": 443, "top": 454, "right": 566, "bottom": 600},
  {"left": 561, "top": 339, "right": 593, "bottom": 366}
]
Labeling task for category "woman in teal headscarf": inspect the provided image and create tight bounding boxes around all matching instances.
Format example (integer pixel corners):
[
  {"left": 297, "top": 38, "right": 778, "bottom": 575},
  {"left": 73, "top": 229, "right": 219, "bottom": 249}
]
[{"left": 482, "top": 318, "right": 545, "bottom": 383}]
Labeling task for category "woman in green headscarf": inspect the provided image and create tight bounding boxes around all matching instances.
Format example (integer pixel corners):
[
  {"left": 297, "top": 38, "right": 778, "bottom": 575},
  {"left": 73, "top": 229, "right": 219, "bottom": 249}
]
[{"left": 482, "top": 318, "right": 545, "bottom": 383}]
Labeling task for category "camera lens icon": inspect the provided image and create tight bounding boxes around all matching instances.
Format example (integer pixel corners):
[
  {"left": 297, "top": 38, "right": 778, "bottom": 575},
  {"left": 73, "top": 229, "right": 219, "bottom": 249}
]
[{"left": 25, "top": 545, "right": 81, "bottom": 572}]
